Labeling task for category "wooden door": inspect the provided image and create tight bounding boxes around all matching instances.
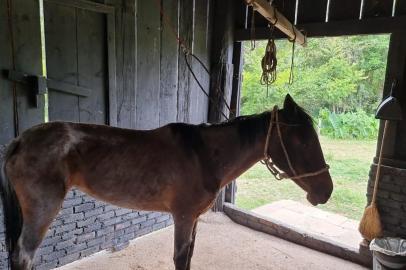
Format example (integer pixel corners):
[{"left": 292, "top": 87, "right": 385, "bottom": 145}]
[
  {"left": 0, "top": 0, "right": 45, "bottom": 146},
  {"left": 44, "top": 0, "right": 117, "bottom": 125}
]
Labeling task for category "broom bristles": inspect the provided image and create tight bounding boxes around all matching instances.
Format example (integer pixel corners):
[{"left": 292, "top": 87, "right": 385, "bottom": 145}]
[{"left": 358, "top": 203, "right": 383, "bottom": 241}]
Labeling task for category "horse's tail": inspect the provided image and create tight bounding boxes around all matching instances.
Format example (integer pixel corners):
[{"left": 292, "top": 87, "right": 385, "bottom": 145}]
[{"left": 1, "top": 139, "right": 23, "bottom": 267}]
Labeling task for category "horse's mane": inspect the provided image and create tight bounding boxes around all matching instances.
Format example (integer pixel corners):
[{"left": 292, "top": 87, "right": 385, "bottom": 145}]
[
  {"left": 197, "top": 104, "right": 314, "bottom": 145},
  {"left": 204, "top": 103, "right": 314, "bottom": 128}
]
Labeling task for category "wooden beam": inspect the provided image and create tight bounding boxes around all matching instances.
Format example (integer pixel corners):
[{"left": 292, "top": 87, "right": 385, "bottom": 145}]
[
  {"left": 245, "top": 0, "right": 306, "bottom": 46},
  {"left": 44, "top": 0, "right": 114, "bottom": 14},
  {"left": 234, "top": 16, "right": 406, "bottom": 41}
]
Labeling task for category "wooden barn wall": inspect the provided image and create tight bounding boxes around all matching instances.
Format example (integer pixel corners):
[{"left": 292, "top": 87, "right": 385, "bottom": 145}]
[
  {"left": 0, "top": 0, "right": 213, "bottom": 269},
  {"left": 115, "top": 0, "right": 211, "bottom": 130}
]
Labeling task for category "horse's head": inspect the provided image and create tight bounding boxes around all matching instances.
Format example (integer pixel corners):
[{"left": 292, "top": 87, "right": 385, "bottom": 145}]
[{"left": 266, "top": 94, "right": 333, "bottom": 206}]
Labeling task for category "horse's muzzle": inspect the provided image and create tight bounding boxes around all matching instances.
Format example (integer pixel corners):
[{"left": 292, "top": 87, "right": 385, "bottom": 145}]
[{"left": 307, "top": 188, "right": 332, "bottom": 206}]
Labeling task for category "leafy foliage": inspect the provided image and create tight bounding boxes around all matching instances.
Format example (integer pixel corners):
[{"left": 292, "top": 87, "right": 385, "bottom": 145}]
[
  {"left": 241, "top": 35, "right": 389, "bottom": 139},
  {"left": 318, "top": 109, "right": 379, "bottom": 139}
]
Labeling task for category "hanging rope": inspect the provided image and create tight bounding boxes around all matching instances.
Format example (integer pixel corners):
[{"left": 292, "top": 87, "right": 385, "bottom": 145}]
[
  {"left": 288, "top": 24, "right": 296, "bottom": 85},
  {"left": 287, "top": 27, "right": 307, "bottom": 85},
  {"left": 260, "top": 38, "right": 277, "bottom": 86},
  {"left": 6, "top": 0, "right": 19, "bottom": 137},
  {"left": 260, "top": 5, "right": 278, "bottom": 96},
  {"left": 153, "top": 0, "right": 230, "bottom": 120}
]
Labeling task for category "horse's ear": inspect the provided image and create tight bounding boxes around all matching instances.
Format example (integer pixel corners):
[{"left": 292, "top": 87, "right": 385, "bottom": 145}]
[{"left": 283, "top": 94, "right": 298, "bottom": 117}]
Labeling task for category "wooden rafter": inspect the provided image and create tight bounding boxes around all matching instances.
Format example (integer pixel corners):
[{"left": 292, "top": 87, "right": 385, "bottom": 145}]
[{"left": 245, "top": 0, "right": 307, "bottom": 46}]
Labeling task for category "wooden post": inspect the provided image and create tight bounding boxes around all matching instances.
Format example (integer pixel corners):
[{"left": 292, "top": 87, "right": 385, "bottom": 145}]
[
  {"left": 378, "top": 31, "right": 406, "bottom": 161},
  {"left": 245, "top": 0, "right": 307, "bottom": 46},
  {"left": 210, "top": 0, "right": 235, "bottom": 212}
]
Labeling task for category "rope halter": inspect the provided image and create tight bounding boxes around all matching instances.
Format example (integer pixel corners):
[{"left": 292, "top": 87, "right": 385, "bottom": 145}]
[{"left": 262, "top": 106, "right": 330, "bottom": 181}]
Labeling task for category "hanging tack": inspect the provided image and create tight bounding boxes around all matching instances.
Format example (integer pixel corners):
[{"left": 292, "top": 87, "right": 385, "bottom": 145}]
[
  {"left": 260, "top": 19, "right": 278, "bottom": 96},
  {"left": 260, "top": 38, "right": 277, "bottom": 85},
  {"left": 245, "top": 0, "right": 307, "bottom": 46},
  {"left": 260, "top": 3, "right": 278, "bottom": 97}
]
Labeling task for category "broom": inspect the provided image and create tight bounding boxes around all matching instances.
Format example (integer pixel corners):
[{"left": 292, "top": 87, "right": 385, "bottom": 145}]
[{"left": 358, "top": 121, "right": 388, "bottom": 241}]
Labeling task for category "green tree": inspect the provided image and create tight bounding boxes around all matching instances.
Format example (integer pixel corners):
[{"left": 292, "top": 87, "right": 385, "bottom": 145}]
[{"left": 241, "top": 35, "right": 390, "bottom": 117}]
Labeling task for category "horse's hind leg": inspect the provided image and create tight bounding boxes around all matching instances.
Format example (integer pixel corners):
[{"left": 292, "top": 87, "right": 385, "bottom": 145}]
[
  {"left": 11, "top": 174, "right": 67, "bottom": 270},
  {"left": 173, "top": 215, "right": 197, "bottom": 270}
]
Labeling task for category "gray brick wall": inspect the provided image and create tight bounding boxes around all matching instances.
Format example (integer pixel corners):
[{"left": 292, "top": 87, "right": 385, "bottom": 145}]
[
  {"left": 367, "top": 164, "right": 406, "bottom": 238},
  {"left": 0, "top": 189, "right": 173, "bottom": 269}
]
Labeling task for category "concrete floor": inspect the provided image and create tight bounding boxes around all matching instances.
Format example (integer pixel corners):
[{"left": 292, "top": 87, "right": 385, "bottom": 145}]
[
  {"left": 252, "top": 200, "right": 362, "bottom": 249},
  {"left": 57, "top": 212, "right": 367, "bottom": 270}
]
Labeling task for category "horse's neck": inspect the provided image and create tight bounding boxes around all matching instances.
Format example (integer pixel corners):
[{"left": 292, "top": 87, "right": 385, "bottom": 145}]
[{"left": 203, "top": 113, "right": 270, "bottom": 188}]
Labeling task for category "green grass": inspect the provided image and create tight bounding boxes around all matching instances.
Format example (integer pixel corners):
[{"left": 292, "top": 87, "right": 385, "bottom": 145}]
[{"left": 235, "top": 136, "right": 376, "bottom": 220}]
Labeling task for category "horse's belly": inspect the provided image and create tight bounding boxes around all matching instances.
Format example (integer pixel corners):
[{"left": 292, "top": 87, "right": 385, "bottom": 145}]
[{"left": 72, "top": 173, "right": 173, "bottom": 212}]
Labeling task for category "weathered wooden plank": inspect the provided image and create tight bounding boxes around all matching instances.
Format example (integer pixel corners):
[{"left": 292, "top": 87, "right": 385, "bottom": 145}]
[
  {"left": 177, "top": 0, "right": 194, "bottom": 123},
  {"left": 231, "top": 42, "right": 243, "bottom": 119},
  {"left": 107, "top": 12, "right": 117, "bottom": 126},
  {"left": 209, "top": 0, "right": 234, "bottom": 122},
  {"left": 111, "top": 0, "right": 136, "bottom": 129},
  {"left": 44, "top": 0, "right": 114, "bottom": 14},
  {"left": 362, "top": 0, "right": 393, "bottom": 18},
  {"left": 297, "top": 0, "right": 328, "bottom": 23},
  {"left": 224, "top": 46, "right": 239, "bottom": 204},
  {"left": 328, "top": 0, "right": 362, "bottom": 21},
  {"left": 230, "top": 0, "right": 246, "bottom": 118},
  {"left": 45, "top": 2, "right": 80, "bottom": 122},
  {"left": 47, "top": 79, "right": 92, "bottom": 97},
  {"left": 136, "top": 0, "right": 160, "bottom": 129},
  {"left": 0, "top": 0, "right": 16, "bottom": 144},
  {"left": 13, "top": 0, "right": 45, "bottom": 132},
  {"left": 210, "top": 0, "right": 235, "bottom": 212},
  {"left": 159, "top": 0, "right": 179, "bottom": 126},
  {"left": 189, "top": 0, "right": 211, "bottom": 124},
  {"left": 77, "top": 8, "right": 108, "bottom": 124}
]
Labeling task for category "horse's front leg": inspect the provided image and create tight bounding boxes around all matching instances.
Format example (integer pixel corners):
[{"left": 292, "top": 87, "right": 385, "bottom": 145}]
[
  {"left": 173, "top": 214, "right": 197, "bottom": 270},
  {"left": 185, "top": 221, "right": 198, "bottom": 270}
]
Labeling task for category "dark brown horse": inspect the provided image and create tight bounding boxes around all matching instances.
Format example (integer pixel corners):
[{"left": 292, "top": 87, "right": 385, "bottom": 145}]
[{"left": 1, "top": 94, "right": 332, "bottom": 270}]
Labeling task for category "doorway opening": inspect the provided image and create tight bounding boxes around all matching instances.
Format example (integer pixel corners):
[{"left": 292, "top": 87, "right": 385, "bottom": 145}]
[{"left": 235, "top": 34, "right": 390, "bottom": 244}]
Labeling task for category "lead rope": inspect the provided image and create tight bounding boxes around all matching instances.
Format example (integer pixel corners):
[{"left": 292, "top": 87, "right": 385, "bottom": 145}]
[
  {"left": 261, "top": 106, "right": 285, "bottom": 180},
  {"left": 275, "top": 109, "right": 298, "bottom": 176}
]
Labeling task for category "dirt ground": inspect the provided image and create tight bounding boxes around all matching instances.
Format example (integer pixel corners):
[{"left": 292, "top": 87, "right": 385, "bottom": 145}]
[{"left": 57, "top": 212, "right": 367, "bottom": 270}]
